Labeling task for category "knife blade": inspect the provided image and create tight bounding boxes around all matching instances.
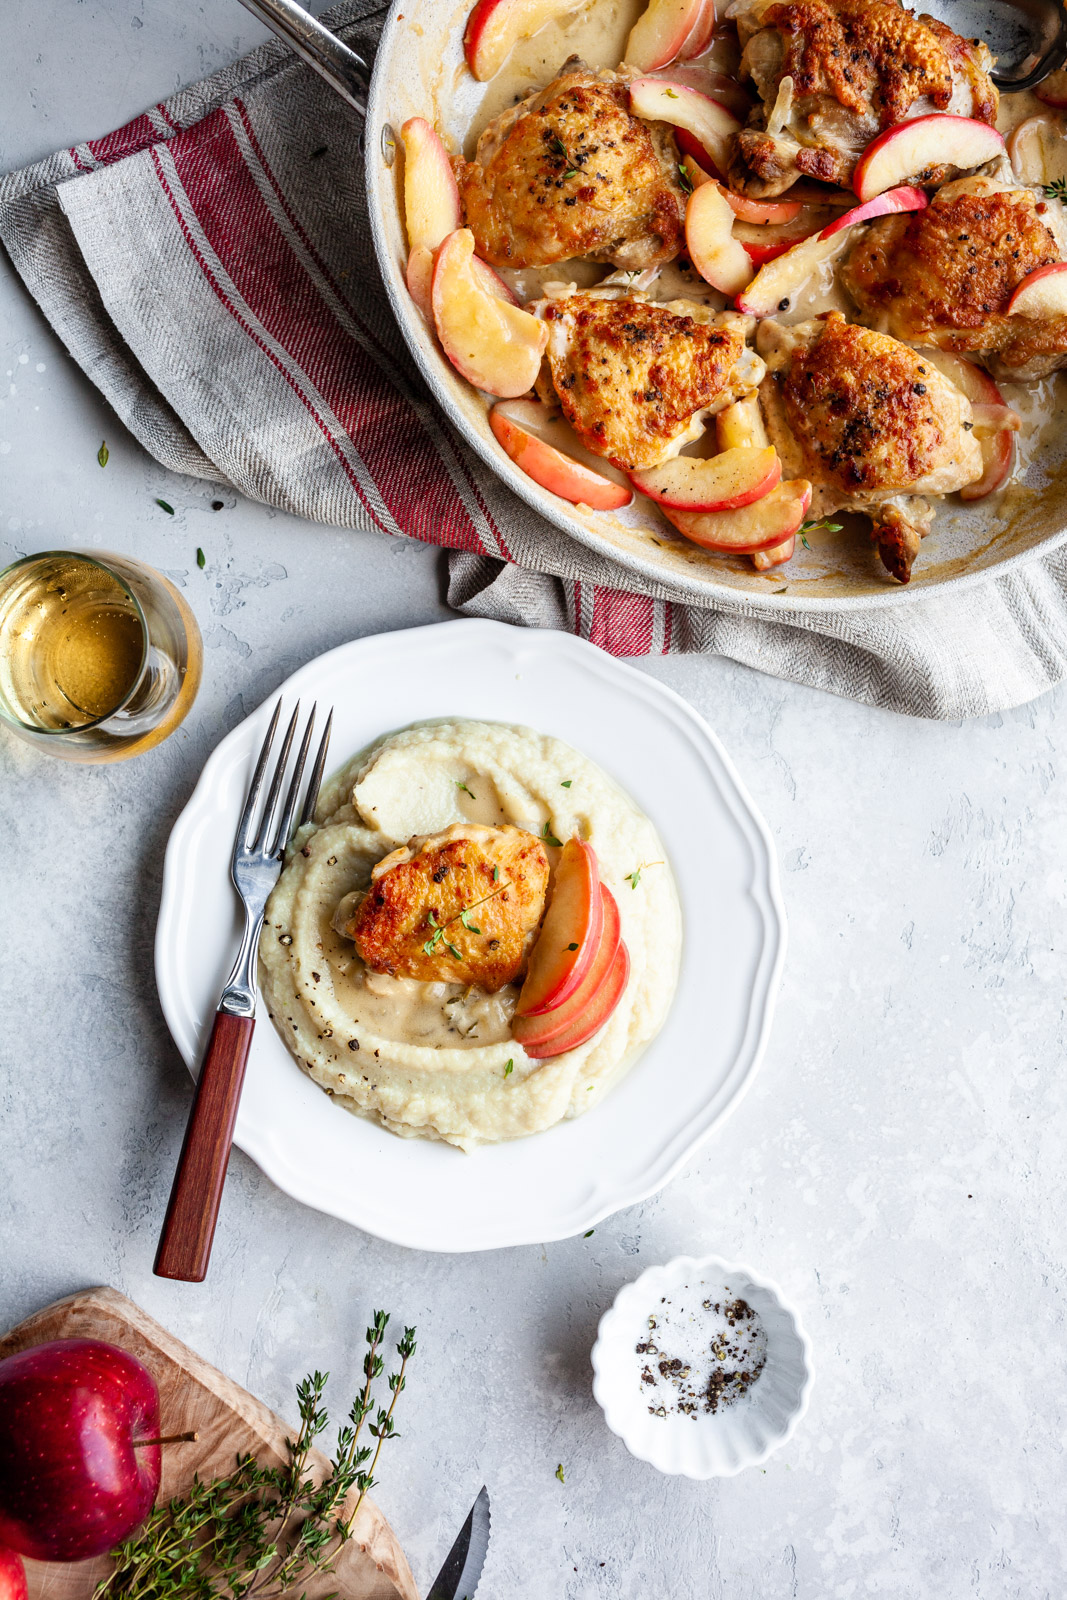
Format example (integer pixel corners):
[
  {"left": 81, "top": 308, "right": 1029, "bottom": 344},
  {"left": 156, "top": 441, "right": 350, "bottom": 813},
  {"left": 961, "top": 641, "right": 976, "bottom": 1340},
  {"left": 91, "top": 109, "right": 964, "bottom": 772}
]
[{"left": 426, "top": 1485, "right": 491, "bottom": 1600}]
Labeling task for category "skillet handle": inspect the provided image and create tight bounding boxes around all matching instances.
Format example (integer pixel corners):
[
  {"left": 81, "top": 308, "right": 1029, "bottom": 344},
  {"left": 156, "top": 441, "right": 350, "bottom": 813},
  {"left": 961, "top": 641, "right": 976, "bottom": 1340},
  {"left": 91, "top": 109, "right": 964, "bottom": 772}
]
[{"left": 234, "top": 0, "right": 371, "bottom": 116}]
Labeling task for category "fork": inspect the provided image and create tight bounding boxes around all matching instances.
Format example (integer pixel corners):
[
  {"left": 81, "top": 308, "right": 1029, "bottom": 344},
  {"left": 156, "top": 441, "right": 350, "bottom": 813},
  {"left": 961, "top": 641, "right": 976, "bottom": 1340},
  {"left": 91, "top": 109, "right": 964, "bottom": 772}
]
[{"left": 154, "top": 699, "right": 333, "bottom": 1283}]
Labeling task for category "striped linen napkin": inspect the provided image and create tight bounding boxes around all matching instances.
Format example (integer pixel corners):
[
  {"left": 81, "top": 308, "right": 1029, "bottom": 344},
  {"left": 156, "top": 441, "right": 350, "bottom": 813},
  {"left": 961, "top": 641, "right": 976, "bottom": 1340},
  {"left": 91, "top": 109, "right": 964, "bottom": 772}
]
[{"left": 3, "top": 0, "right": 1067, "bottom": 717}]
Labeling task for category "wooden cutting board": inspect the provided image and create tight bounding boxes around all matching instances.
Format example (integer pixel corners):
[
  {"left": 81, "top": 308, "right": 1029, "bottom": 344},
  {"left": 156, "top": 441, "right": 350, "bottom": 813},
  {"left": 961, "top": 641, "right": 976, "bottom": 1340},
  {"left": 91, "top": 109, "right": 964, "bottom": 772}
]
[{"left": 0, "top": 1287, "right": 420, "bottom": 1600}]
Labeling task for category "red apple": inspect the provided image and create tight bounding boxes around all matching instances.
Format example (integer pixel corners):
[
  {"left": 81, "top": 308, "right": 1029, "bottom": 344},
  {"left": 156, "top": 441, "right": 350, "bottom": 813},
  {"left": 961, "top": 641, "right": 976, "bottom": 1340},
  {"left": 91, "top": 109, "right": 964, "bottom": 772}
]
[
  {"left": 518, "top": 940, "right": 630, "bottom": 1059},
  {"left": 512, "top": 885, "right": 623, "bottom": 1052},
  {"left": 718, "top": 187, "right": 802, "bottom": 225},
  {"left": 1007, "top": 113, "right": 1067, "bottom": 187},
  {"left": 628, "top": 78, "right": 742, "bottom": 175},
  {"left": 432, "top": 229, "right": 548, "bottom": 397},
  {"left": 685, "top": 180, "right": 753, "bottom": 294},
  {"left": 752, "top": 533, "right": 795, "bottom": 569},
  {"left": 516, "top": 839, "right": 603, "bottom": 1016},
  {"left": 464, "top": 0, "right": 582, "bottom": 80},
  {"left": 917, "top": 350, "right": 1017, "bottom": 500},
  {"left": 489, "top": 406, "right": 633, "bottom": 509},
  {"left": 734, "top": 219, "right": 816, "bottom": 265},
  {"left": 0, "top": 1339, "right": 162, "bottom": 1560},
  {"left": 663, "top": 477, "right": 812, "bottom": 550},
  {"left": 400, "top": 119, "right": 461, "bottom": 254},
  {"left": 676, "top": 0, "right": 715, "bottom": 62},
  {"left": 735, "top": 186, "right": 927, "bottom": 316},
  {"left": 1035, "top": 69, "right": 1067, "bottom": 109},
  {"left": 631, "top": 444, "right": 781, "bottom": 509},
  {"left": 0, "top": 1546, "right": 27, "bottom": 1600},
  {"left": 624, "top": 0, "right": 706, "bottom": 72},
  {"left": 852, "top": 114, "right": 1005, "bottom": 203},
  {"left": 675, "top": 125, "right": 721, "bottom": 177}
]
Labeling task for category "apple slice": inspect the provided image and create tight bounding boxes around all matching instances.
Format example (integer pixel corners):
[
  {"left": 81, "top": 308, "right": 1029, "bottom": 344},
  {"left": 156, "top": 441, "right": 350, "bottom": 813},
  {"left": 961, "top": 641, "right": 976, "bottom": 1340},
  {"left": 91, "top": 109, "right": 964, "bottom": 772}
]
[
  {"left": 715, "top": 394, "right": 769, "bottom": 450},
  {"left": 632, "top": 444, "right": 780, "bottom": 509},
  {"left": 624, "top": 0, "right": 706, "bottom": 72},
  {"left": 1006, "top": 261, "right": 1067, "bottom": 318},
  {"left": 1007, "top": 113, "right": 1067, "bottom": 187},
  {"left": 490, "top": 406, "right": 634, "bottom": 510},
  {"left": 432, "top": 229, "right": 548, "bottom": 397},
  {"left": 734, "top": 218, "right": 817, "bottom": 265},
  {"left": 629, "top": 78, "right": 742, "bottom": 176},
  {"left": 853, "top": 114, "right": 1005, "bottom": 203},
  {"left": 677, "top": 0, "right": 715, "bottom": 61},
  {"left": 685, "top": 180, "right": 754, "bottom": 294},
  {"left": 663, "top": 477, "right": 812, "bottom": 550},
  {"left": 1036, "top": 70, "right": 1067, "bottom": 110},
  {"left": 516, "top": 839, "right": 604, "bottom": 1017},
  {"left": 464, "top": 0, "right": 583, "bottom": 81},
  {"left": 717, "top": 187, "right": 803, "bottom": 225},
  {"left": 408, "top": 246, "right": 517, "bottom": 317},
  {"left": 919, "top": 351, "right": 1017, "bottom": 501},
  {"left": 518, "top": 939, "right": 631, "bottom": 1059},
  {"left": 735, "top": 186, "right": 927, "bottom": 315},
  {"left": 512, "top": 885, "right": 623, "bottom": 1052},
  {"left": 400, "top": 119, "right": 461, "bottom": 253},
  {"left": 752, "top": 534, "right": 795, "bottom": 569}
]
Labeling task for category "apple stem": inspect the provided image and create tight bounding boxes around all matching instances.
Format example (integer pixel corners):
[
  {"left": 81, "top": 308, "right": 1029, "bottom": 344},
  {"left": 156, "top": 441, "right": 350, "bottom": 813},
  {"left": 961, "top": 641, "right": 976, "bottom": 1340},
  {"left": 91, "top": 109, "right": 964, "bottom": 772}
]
[{"left": 133, "top": 1430, "right": 199, "bottom": 1448}]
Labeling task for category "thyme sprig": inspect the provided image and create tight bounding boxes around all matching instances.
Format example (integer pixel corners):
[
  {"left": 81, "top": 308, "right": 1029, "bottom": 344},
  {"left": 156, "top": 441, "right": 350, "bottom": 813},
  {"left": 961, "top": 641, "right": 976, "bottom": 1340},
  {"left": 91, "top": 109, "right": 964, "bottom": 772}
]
[
  {"left": 422, "top": 881, "right": 512, "bottom": 957},
  {"left": 1046, "top": 177, "right": 1067, "bottom": 202},
  {"left": 95, "top": 1317, "right": 416, "bottom": 1600}
]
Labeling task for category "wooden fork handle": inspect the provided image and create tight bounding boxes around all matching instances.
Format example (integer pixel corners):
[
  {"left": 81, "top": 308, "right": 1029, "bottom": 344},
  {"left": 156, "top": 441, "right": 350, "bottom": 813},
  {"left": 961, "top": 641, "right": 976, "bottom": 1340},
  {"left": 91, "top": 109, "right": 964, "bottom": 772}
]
[{"left": 154, "top": 1011, "right": 254, "bottom": 1282}]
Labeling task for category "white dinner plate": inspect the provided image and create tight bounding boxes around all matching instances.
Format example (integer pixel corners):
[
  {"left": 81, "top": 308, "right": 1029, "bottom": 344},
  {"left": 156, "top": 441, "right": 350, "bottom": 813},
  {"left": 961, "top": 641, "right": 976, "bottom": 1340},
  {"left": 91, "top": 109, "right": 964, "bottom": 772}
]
[{"left": 155, "top": 620, "right": 786, "bottom": 1252}]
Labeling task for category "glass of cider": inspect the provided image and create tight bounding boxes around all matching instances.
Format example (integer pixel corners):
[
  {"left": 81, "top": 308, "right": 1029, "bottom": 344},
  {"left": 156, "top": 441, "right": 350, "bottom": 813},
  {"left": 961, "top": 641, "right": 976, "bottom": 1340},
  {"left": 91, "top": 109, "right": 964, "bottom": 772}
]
[{"left": 0, "top": 549, "right": 202, "bottom": 763}]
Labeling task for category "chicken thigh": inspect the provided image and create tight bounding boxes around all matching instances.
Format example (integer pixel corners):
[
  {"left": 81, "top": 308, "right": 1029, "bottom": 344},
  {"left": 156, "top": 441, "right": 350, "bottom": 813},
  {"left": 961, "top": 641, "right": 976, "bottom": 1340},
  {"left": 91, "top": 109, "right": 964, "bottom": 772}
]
[
  {"left": 341, "top": 824, "right": 549, "bottom": 990},
  {"left": 534, "top": 293, "right": 764, "bottom": 471},
  {"left": 757, "top": 312, "right": 983, "bottom": 580},
  {"left": 725, "top": 0, "right": 997, "bottom": 198},
  {"left": 455, "top": 62, "right": 687, "bottom": 269},
  {"left": 842, "top": 173, "right": 1067, "bottom": 379}
]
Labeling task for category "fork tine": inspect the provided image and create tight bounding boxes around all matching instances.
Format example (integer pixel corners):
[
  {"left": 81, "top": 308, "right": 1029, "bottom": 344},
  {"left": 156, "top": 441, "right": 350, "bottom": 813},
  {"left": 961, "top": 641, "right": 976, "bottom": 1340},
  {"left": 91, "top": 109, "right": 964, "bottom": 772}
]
[
  {"left": 238, "top": 699, "right": 281, "bottom": 854},
  {"left": 270, "top": 704, "right": 317, "bottom": 858},
  {"left": 300, "top": 708, "right": 333, "bottom": 827},
  {"left": 254, "top": 701, "right": 300, "bottom": 851}
]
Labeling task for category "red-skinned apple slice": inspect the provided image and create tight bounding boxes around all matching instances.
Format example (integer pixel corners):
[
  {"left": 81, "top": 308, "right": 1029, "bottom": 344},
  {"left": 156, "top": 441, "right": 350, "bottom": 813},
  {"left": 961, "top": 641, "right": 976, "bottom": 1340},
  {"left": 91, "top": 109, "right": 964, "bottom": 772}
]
[
  {"left": 0, "top": 1546, "right": 27, "bottom": 1600},
  {"left": 464, "top": 0, "right": 583, "bottom": 80},
  {"left": 734, "top": 218, "right": 816, "bottom": 265},
  {"left": 432, "top": 229, "right": 547, "bottom": 397},
  {"left": 1036, "top": 70, "right": 1067, "bottom": 109},
  {"left": 663, "top": 478, "right": 812, "bottom": 550},
  {"left": 400, "top": 119, "right": 461, "bottom": 253},
  {"left": 629, "top": 78, "right": 742, "bottom": 175},
  {"left": 407, "top": 245, "right": 517, "bottom": 317},
  {"left": 685, "top": 180, "right": 753, "bottom": 294},
  {"left": 752, "top": 534, "right": 795, "bottom": 569},
  {"left": 852, "top": 114, "right": 1005, "bottom": 203},
  {"left": 1006, "top": 261, "right": 1067, "bottom": 318},
  {"left": 677, "top": 0, "right": 715, "bottom": 61},
  {"left": 631, "top": 444, "right": 781, "bottom": 510},
  {"left": 735, "top": 186, "right": 928, "bottom": 315},
  {"left": 1007, "top": 113, "right": 1067, "bottom": 186},
  {"left": 512, "top": 885, "right": 623, "bottom": 1052},
  {"left": 518, "top": 939, "right": 631, "bottom": 1059},
  {"left": 625, "top": 0, "right": 706, "bottom": 71},
  {"left": 917, "top": 350, "right": 1017, "bottom": 500},
  {"left": 516, "top": 839, "right": 604, "bottom": 1017},
  {"left": 490, "top": 407, "right": 634, "bottom": 510}
]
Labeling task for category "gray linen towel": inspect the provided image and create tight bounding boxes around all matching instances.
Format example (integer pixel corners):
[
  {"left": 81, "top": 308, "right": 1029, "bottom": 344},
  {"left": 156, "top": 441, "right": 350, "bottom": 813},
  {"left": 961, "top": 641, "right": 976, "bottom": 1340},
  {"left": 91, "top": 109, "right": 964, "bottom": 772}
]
[{"left": 2, "top": 0, "right": 1066, "bottom": 717}]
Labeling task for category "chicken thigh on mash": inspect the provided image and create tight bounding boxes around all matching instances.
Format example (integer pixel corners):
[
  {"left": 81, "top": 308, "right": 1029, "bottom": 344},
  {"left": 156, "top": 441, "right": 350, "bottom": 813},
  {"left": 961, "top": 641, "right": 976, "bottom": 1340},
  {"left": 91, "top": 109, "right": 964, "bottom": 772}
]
[
  {"left": 725, "top": 0, "right": 997, "bottom": 198},
  {"left": 757, "top": 312, "right": 983, "bottom": 581},
  {"left": 340, "top": 824, "right": 549, "bottom": 991},
  {"left": 534, "top": 294, "right": 764, "bottom": 471},
  {"left": 454, "top": 62, "right": 687, "bottom": 269},
  {"left": 842, "top": 173, "right": 1067, "bottom": 379}
]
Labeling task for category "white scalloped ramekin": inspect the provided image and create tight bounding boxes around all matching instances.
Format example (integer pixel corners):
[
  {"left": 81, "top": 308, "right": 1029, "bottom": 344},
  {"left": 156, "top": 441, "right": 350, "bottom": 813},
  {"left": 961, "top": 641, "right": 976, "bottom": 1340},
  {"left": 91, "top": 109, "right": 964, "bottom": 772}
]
[{"left": 591, "top": 1254, "right": 813, "bottom": 1477}]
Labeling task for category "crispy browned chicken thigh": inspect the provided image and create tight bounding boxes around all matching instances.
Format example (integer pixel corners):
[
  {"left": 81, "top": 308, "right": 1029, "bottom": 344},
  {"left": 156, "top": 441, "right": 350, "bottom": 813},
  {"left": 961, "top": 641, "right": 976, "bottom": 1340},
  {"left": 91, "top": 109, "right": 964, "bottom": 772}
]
[
  {"left": 725, "top": 0, "right": 997, "bottom": 197},
  {"left": 842, "top": 174, "right": 1067, "bottom": 378},
  {"left": 757, "top": 312, "right": 983, "bottom": 580},
  {"left": 454, "top": 62, "right": 687, "bottom": 269},
  {"left": 534, "top": 294, "right": 764, "bottom": 470},
  {"left": 343, "top": 824, "right": 549, "bottom": 990}
]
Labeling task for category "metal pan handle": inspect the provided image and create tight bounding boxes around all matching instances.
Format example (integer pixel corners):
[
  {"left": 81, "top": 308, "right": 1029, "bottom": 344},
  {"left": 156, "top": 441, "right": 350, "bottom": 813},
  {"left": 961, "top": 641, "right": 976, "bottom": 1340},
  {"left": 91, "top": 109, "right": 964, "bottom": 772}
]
[{"left": 235, "top": 0, "right": 370, "bottom": 116}]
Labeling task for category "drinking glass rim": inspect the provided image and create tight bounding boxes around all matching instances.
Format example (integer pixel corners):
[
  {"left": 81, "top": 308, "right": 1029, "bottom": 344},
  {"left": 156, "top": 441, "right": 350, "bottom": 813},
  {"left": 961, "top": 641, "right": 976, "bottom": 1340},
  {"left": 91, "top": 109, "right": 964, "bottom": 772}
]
[{"left": 0, "top": 548, "right": 150, "bottom": 736}]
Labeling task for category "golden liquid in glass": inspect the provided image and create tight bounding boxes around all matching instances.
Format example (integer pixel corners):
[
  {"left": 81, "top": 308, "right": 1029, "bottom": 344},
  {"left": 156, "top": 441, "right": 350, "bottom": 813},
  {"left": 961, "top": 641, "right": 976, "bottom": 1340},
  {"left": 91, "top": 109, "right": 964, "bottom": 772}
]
[{"left": 0, "top": 557, "right": 145, "bottom": 731}]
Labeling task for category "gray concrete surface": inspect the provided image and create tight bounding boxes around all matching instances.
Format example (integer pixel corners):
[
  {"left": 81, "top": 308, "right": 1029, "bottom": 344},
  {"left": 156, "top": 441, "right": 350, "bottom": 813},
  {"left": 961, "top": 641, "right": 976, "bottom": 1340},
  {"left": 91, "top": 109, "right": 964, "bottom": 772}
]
[{"left": 2, "top": 5, "right": 1065, "bottom": 1596}]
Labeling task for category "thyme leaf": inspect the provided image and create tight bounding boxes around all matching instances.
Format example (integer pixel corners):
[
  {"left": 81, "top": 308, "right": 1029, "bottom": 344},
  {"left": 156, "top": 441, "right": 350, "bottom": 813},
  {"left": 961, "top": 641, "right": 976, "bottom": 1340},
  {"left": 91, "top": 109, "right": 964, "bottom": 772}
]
[
  {"left": 504, "top": 1059, "right": 514, "bottom": 1077},
  {"left": 799, "top": 516, "right": 843, "bottom": 537},
  {"left": 555, "top": 1463, "right": 566, "bottom": 1483},
  {"left": 1046, "top": 176, "right": 1067, "bottom": 202},
  {"left": 155, "top": 498, "right": 174, "bottom": 515},
  {"left": 196, "top": 547, "right": 206, "bottom": 569},
  {"left": 541, "top": 821, "right": 563, "bottom": 848},
  {"left": 455, "top": 780, "right": 476, "bottom": 799},
  {"left": 97, "top": 440, "right": 109, "bottom": 468},
  {"left": 560, "top": 779, "right": 572, "bottom": 788},
  {"left": 678, "top": 161, "right": 693, "bottom": 195}
]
